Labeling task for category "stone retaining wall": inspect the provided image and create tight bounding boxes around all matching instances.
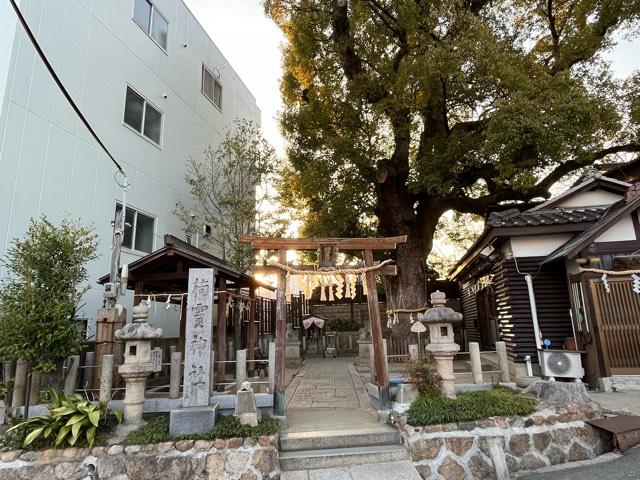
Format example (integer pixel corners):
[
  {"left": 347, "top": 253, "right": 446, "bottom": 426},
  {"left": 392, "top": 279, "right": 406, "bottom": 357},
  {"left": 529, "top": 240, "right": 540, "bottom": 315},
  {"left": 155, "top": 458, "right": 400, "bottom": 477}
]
[
  {"left": 0, "top": 435, "right": 279, "bottom": 480},
  {"left": 396, "top": 403, "right": 612, "bottom": 479}
]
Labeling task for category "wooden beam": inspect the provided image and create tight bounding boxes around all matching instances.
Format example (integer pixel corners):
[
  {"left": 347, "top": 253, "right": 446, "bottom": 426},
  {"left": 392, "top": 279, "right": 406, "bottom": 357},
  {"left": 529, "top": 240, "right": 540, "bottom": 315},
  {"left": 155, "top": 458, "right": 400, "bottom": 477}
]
[
  {"left": 254, "top": 263, "right": 398, "bottom": 276},
  {"left": 363, "top": 249, "right": 390, "bottom": 406},
  {"left": 216, "top": 276, "right": 227, "bottom": 389},
  {"left": 129, "top": 272, "right": 189, "bottom": 282},
  {"left": 239, "top": 235, "right": 407, "bottom": 251},
  {"left": 134, "top": 280, "right": 144, "bottom": 306},
  {"left": 274, "top": 249, "right": 287, "bottom": 415}
]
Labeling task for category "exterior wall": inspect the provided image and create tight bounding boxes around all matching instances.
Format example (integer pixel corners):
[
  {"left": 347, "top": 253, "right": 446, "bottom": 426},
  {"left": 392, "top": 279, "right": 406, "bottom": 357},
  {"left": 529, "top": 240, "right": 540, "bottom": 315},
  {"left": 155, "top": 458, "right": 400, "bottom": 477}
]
[
  {"left": 509, "top": 234, "right": 573, "bottom": 257},
  {"left": 595, "top": 213, "right": 636, "bottom": 242},
  {"left": 492, "top": 258, "right": 573, "bottom": 363},
  {"left": 557, "top": 189, "right": 623, "bottom": 208},
  {"left": 0, "top": 0, "right": 259, "bottom": 336}
]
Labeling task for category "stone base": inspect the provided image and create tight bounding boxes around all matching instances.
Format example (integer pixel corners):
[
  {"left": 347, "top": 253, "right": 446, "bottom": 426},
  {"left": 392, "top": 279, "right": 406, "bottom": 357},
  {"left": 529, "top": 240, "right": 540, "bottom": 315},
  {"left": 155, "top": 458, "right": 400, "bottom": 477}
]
[
  {"left": 169, "top": 404, "right": 218, "bottom": 437},
  {"left": 114, "top": 421, "right": 146, "bottom": 438},
  {"left": 358, "top": 340, "right": 372, "bottom": 360},
  {"left": 286, "top": 341, "right": 301, "bottom": 359},
  {"left": 524, "top": 380, "right": 591, "bottom": 408}
]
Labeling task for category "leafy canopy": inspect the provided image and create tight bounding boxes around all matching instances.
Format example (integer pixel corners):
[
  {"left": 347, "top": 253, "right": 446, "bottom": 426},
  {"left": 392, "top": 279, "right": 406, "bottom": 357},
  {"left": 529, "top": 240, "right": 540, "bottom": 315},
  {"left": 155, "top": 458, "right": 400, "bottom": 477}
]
[
  {"left": 0, "top": 218, "right": 98, "bottom": 372},
  {"left": 175, "top": 119, "right": 286, "bottom": 272},
  {"left": 266, "top": 0, "right": 640, "bottom": 247}
]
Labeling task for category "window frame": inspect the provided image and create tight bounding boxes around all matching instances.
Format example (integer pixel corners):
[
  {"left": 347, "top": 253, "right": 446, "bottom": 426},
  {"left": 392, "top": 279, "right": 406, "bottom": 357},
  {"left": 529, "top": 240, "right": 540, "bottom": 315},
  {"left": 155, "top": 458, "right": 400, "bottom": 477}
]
[
  {"left": 132, "top": 0, "right": 169, "bottom": 53},
  {"left": 115, "top": 203, "right": 156, "bottom": 255},
  {"left": 123, "top": 85, "right": 164, "bottom": 148},
  {"left": 201, "top": 64, "right": 223, "bottom": 111}
]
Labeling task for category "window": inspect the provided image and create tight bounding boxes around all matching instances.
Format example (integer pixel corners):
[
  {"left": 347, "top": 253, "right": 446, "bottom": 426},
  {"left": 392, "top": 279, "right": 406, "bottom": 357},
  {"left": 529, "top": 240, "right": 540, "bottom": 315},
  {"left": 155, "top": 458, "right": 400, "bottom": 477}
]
[
  {"left": 123, "top": 86, "right": 163, "bottom": 145},
  {"left": 202, "top": 65, "right": 223, "bottom": 109},
  {"left": 115, "top": 204, "right": 155, "bottom": 253},
  {"left": 133, "top": 0, "right": 168, "bottom": 50}
]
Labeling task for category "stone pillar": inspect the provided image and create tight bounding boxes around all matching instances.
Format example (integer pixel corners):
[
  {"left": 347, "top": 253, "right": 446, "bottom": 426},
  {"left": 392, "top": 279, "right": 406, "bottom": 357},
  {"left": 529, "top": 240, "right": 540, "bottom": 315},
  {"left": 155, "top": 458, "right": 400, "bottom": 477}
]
[
  {"left": 496, "top": 341, "right": 510, "bottom": 383},
  {"left": 268, "top": 341, "right": 276, "bottom": 394},
  {"left": 420, "top": 291, "right": 463, "bottom": 399},
  {"left": 99, "top": 355, "right": 114, "bottom": 403},
  {"left": 236, "top": 349, "right": 247, "bottom": 389},
  {"left": 169, "top": 351, "right": 182, "bottom": 399},
  {"left": 82, "top": 352, "right": 95, "bottom": 388},
  {"left": 408, "top": 344, "right": 419, "bottom": 360},
  {"left": 469, "top": 342, "right": 483, "bottom": 384},
  {"left": 28, "top": 371, "right": 41, "bottom": 405},
  {"left": 369, "top": 345, "right": 376, "bottom": 383},
  {"left": 64, "top": 356, "right": 80, "bottom": 396},
  {"left": 116, "top": 302, "right": 162, "bottom": 434}
]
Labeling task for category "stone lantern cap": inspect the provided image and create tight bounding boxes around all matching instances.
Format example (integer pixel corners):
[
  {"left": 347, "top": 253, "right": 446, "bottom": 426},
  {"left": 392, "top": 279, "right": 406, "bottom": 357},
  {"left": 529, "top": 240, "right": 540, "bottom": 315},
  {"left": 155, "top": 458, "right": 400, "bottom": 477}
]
[
  {"left": 417, "top": 291, "right": 462, "bottom": 325},
  {"left": 115, "top": 302, "right": 162, "bottom": 341}
]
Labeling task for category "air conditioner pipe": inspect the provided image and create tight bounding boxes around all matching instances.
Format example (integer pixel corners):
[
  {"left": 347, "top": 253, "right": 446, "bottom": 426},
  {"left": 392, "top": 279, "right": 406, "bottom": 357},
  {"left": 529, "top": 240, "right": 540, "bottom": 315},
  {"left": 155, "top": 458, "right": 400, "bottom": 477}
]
[
  {"left": 524, "top": 274, "right": 543, "bottom": 351},
  {"left": 524, "top": 355, "right": 533, "bottom": 377}
]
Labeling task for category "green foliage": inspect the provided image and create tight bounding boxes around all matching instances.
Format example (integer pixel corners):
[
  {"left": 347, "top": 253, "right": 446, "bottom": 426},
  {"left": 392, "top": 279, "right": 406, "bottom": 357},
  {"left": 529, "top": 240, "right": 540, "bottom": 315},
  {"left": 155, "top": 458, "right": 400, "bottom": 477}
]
[
  {"left": 6, "top": 388, "right": 119, "bottom": 448},
  {"left": 404, "top": 358, "right": 442, "bottom": 397},
  {"left": 327, "top": 318, "right": 361, "bottom": 332},
  {"left": 264, "top": 0, "right": 640, "bottom": 306},
  {"left": 174, "top": 119, "right": 287, "bottom": 272},
  {"left": 127, "top": 414, "right": 281, "bottom": 445},
  {"left": 406, "top": 387, "right": 538, "bottom": 426},
  {"left": 0, "top": 218, "right": 98, "bottom": 372},
  {"left": 0, "top": 381, "right": 11, "bottom": 401}
]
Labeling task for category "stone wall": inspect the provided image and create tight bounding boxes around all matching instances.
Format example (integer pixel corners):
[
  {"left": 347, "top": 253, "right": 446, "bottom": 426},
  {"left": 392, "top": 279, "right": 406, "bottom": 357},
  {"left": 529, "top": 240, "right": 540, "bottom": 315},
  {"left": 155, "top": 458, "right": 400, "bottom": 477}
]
[
  {"left": 0, "top": 435, "right": 279, "bottom": 480},
  {"left": 395, "top": 403, "right": 611, "bottom": 479}
]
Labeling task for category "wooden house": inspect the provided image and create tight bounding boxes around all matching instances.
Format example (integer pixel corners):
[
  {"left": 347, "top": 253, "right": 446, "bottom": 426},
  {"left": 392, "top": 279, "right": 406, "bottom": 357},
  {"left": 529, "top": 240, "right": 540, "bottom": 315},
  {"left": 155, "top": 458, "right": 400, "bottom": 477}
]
[{"left": 450, "top": 173, "right": 640, "bottom": 389}]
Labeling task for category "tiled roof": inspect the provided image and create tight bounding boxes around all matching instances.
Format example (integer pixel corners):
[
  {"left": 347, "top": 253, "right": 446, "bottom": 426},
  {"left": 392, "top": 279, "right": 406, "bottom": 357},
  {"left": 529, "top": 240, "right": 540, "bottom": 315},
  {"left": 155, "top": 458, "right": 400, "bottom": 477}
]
[{"left": 486, "top": 206, "right": 608, "bottom": 228}]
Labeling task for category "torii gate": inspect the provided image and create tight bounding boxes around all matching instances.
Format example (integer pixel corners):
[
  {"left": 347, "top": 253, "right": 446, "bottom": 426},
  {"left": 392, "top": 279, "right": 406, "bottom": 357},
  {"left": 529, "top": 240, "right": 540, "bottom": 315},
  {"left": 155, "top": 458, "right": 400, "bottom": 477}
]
[{"left": 240, "top": 235, "right": 407, "bottom": 415}]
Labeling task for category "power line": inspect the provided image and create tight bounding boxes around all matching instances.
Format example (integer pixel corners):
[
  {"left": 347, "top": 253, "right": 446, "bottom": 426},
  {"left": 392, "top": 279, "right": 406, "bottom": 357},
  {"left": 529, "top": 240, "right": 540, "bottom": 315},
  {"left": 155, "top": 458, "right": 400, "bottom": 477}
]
[{"left": 8, "top": 0, "right": 126, "bottom": 177}]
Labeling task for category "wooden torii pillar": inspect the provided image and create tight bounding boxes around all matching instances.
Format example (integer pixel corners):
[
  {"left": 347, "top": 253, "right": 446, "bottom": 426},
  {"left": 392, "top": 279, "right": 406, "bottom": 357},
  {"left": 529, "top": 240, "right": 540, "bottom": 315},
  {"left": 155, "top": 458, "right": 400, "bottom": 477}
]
[{"left": 240, "top": 235, "right": 406, "bottom": 413}]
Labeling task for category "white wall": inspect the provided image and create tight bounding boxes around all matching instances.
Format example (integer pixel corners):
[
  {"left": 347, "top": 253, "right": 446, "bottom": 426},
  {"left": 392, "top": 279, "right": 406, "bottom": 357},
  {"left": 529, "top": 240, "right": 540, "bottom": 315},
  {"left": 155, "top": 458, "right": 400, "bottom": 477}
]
[
  {"left": 0, "top": 0, "right": 260, "bottom": 337},
  {"left": 595, "top": 213, "right": 637, "bottom": 242},
  {"left": 509, "top": 234, "right": 574, "bottom": 257},
  {"left": 557, "top": 189, "right": 623, "bottom": 208}
]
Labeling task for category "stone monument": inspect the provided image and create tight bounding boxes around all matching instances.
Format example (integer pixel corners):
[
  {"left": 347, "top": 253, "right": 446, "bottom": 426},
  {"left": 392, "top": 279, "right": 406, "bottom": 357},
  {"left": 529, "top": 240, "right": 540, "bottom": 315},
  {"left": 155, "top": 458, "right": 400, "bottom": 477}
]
[
  {"left": 285, "top": 323, "right": 301, "bottom": 360},
  {"left": 234, "top": 381, "right": 261, "bottom": 427},
  {"left": 169, "top": 269, "right": 218, "bottom": 437},
  {"left": 114, "top": 302, "right": 162, "bottom": 435},
  {"left": 418, "top": 291, "right": 462, "bottom": 399},
  {"left": 357, "top": 323, "right": 372, "bottom": 365}
]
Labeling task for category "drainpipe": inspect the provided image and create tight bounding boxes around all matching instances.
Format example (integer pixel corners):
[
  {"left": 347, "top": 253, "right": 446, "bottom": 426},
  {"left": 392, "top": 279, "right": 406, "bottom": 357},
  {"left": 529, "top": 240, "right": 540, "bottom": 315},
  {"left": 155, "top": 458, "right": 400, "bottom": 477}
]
[{"left": 524, "top": 274, "right": 543, "bottom": 351}]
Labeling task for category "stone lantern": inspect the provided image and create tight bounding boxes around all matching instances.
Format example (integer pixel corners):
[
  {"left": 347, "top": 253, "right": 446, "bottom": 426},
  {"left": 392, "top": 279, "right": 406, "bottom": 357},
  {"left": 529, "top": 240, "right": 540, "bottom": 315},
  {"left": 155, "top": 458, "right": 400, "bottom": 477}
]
[
  {"left": 114, "top": 301, "right": 162, "bottom": 433},
  {"left": 418, "top": 291, "right": 462, "bottom": 399}
]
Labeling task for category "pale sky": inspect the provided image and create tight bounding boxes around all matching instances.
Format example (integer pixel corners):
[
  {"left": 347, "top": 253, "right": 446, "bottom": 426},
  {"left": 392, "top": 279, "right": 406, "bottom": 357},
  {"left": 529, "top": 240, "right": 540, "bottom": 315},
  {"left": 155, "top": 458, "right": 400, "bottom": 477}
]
[{"left": 184, "top": 1, "right": 638, "bottom": 158}]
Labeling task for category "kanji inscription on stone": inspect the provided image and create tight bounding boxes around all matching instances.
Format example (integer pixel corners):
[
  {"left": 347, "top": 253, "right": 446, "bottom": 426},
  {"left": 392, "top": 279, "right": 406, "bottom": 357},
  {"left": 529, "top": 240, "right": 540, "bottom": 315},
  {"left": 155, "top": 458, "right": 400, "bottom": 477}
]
[{"left": 182, "top": 269, "right": 214, "bottom": 407}]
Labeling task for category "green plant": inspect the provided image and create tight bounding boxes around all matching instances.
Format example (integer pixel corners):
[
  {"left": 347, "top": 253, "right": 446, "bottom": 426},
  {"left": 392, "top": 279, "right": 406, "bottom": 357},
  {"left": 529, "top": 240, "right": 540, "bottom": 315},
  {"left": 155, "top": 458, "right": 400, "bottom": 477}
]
[
  {"left": 0, "top": 218, "right": 98, "bottom": 373},
  {"left": 127, "top": 414, "right": 281, "bottom": 445},
  {"left": 406, "top": 387, "right": 538, "bottom": 427},
  {"left": 327, "top": 318, "right": 360, "bottom": 332},
  {"left": 0, "top": 380, "right": 12, "bottom": 401},
  {"left": 6, "top": 388, "right": 121, "bottom": 448},
  {"left": 404, "top": 357, "right": 441, "bottom": 397}
]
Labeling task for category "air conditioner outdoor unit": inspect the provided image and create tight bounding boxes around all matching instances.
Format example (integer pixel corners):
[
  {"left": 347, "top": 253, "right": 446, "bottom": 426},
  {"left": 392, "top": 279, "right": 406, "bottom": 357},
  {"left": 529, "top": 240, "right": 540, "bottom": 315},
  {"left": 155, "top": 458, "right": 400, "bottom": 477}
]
[{"left": 538, "top": 349, "right": 584, "bottom": 380}]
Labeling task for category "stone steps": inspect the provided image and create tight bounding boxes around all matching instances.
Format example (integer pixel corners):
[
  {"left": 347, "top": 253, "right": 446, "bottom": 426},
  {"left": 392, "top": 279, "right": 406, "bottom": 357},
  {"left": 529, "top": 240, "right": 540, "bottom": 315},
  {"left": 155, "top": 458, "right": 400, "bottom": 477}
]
[
  {"left": 279, "top": 428, "right": 401, "bottom": 451},
  {"left": 278, "top": 444, "right": 410, "bottom": 471}
]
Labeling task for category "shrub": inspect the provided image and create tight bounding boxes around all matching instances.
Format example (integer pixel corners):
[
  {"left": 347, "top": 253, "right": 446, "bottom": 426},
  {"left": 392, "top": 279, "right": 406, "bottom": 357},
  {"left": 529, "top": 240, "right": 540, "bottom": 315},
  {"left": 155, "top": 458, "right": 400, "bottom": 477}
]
[
  {"left": 404, "top": 357, "right": 441, "bottom": 396},
  {"left": 6, "top": 388, "right": 121, "bottom": 448},
  {"left": 127, "top": 414, "right": 280, "bottom": 445},
  {"left": 327, "top": 318, "right": 360, "bottom": 332},
  {"left": 406, "top": 387, "right": 538, "bottom": 426}
]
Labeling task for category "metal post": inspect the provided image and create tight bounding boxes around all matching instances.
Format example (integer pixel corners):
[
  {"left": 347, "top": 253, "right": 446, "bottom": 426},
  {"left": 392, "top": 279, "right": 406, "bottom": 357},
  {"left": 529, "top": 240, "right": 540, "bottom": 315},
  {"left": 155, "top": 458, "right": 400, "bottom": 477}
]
[
  {"left": 236, "top": 349, "right": 247, "bottom": 389},
  {"left": 496, "top": 341, "right": 510, "bottom": 383},
  {"left": 169, "top": 351, "right": 182, "bottom": 399},
  {"left": 64, "top": 355, "right": 80, "bottom": 395},
  {"left": 469, "top": 342, "right": 483, "bottom": 384},
  {"left": 216, "top": 277, "right": 228, "bottom": 390},
  {"left": 99, "top": 355, "right": 114, "bottom": 402},
  {"left": 268, "top": 341, "right": 276, "bottom": 395}
]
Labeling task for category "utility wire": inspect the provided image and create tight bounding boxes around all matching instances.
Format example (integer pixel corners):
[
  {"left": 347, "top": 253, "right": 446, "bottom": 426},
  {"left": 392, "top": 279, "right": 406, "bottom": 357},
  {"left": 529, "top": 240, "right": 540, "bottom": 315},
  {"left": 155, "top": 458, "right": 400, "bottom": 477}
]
[{"left": 8, "top": 0, "right": 126, "bottom": 177}]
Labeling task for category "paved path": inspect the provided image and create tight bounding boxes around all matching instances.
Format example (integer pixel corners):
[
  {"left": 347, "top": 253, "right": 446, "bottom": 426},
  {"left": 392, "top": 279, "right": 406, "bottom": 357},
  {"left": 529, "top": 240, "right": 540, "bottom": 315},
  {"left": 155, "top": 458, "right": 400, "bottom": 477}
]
[
  {"left": 285, "top": 356, "right": 370, "bottom": 410},
  {"left": 281, "top": 461, "right": 421, "bottom": 480},
  {"left": 516, "top": 449, "right": 637, "bottom": 480}
]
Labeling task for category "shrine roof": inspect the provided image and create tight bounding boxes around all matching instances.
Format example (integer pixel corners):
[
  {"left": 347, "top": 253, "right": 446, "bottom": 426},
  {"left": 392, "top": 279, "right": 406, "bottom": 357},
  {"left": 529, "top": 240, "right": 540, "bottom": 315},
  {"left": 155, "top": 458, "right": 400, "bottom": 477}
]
[{"left": 98, "top": 234, "right": 273, "bottom": 293}]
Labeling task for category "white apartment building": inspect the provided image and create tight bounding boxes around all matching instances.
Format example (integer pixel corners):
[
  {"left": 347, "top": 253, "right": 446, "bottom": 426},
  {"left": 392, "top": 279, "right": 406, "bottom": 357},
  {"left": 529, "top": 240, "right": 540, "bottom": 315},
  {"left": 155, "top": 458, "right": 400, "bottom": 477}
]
[{"left": 0, "top": 0, "right": 261, "bottom": 337}]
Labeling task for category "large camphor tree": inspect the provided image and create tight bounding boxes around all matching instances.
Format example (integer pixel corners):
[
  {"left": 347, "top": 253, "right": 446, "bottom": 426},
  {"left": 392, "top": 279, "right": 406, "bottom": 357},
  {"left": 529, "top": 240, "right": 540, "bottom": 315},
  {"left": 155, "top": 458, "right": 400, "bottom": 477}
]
[{"left": 265, "top": 0, "right": 640, "bottom": 319}]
